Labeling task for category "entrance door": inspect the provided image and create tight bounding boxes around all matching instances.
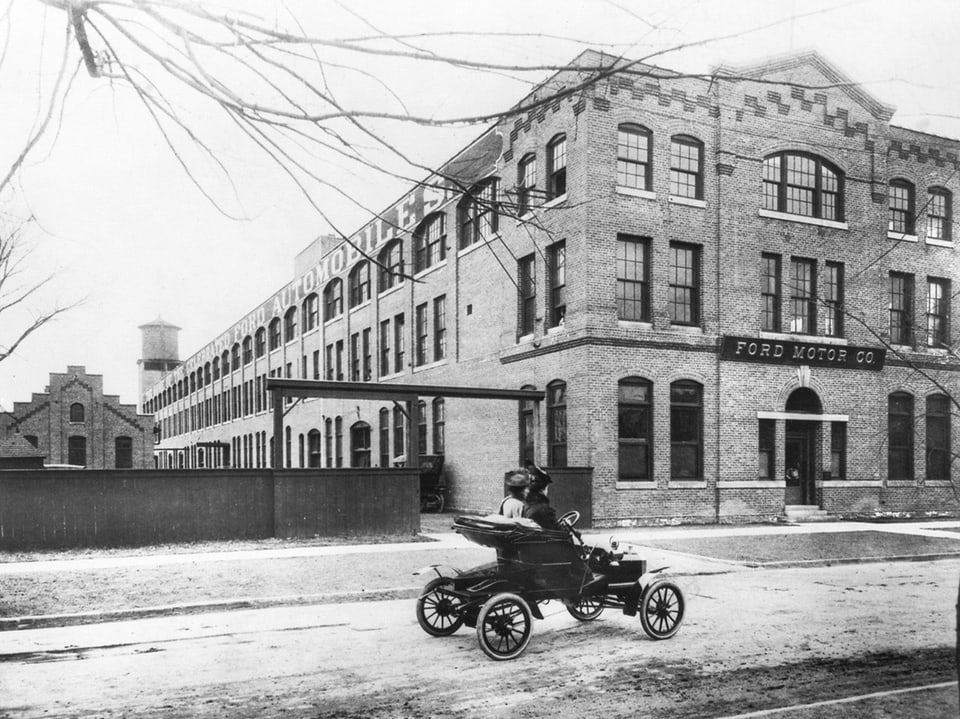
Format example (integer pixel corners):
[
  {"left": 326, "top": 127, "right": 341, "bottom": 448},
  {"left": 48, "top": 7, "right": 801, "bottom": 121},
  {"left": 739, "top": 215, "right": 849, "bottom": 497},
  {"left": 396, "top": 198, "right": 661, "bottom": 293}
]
[{"left": 785, "top": 421, "right": 818, "bottom": 505}]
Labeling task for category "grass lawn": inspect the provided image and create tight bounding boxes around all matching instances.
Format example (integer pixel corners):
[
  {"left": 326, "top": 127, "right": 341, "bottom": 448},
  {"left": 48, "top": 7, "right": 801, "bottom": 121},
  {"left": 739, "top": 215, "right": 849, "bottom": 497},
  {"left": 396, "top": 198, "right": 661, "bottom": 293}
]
[{"left": 641, "top": 530, "right": 960, "bottom": 566}]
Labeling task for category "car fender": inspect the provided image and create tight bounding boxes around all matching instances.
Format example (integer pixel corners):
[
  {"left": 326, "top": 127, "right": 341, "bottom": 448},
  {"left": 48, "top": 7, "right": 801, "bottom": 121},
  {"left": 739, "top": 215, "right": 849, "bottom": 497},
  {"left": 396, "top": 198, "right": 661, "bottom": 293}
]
[{"left": 412, "top": 564, "right": 461, "bottom": 580}]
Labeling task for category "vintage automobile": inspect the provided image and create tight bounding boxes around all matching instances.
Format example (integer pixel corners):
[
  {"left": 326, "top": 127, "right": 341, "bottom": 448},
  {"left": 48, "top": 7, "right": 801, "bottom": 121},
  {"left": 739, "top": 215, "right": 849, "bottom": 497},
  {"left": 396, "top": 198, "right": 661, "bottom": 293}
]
[{"left": 415, "top": 512, "right": 685, "bottom": 660}]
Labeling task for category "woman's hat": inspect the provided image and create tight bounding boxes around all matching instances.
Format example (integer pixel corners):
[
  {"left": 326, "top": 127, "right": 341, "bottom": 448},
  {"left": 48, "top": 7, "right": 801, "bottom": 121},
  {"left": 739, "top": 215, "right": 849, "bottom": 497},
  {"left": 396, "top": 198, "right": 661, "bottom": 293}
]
[{"left": 505, "top": 471, "right": 530, "bottom": 488}]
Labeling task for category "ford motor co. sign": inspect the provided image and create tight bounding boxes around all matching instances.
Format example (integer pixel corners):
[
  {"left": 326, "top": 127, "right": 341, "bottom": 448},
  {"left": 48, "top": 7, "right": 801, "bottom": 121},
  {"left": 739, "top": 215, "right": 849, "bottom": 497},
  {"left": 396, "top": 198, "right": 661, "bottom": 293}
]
[{"left": 720, "top": 335, "right": 886, "bottom": 371}]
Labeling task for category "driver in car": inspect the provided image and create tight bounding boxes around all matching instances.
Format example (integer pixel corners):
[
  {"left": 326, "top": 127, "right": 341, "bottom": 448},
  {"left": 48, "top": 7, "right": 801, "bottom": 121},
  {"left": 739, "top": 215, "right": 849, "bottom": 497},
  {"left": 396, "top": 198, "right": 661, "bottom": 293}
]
[{"left": 522, "top": 463, "right": 560, "bottom": 530}]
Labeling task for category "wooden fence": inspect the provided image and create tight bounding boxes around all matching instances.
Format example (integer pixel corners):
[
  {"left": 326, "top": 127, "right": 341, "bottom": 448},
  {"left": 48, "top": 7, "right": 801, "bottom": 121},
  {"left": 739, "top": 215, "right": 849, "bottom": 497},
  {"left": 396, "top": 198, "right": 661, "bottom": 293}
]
[{"left": 0, "top": 468, "right": 419, "bottom": 550}]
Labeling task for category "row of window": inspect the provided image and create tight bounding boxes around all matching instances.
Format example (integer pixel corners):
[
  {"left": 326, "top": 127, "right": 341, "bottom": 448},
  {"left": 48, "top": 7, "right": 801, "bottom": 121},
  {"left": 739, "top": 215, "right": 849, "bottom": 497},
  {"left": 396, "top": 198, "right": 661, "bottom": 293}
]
[{"left": 20, "top": 434, "right": 134, "bottom": 469}]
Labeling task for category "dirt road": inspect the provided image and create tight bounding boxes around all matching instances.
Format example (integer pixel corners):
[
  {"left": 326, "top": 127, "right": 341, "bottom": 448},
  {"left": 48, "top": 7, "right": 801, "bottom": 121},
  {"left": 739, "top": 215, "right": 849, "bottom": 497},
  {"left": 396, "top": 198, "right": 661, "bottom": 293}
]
[{"left": 2, "top": 558, "right": 957, "bottom": 718}]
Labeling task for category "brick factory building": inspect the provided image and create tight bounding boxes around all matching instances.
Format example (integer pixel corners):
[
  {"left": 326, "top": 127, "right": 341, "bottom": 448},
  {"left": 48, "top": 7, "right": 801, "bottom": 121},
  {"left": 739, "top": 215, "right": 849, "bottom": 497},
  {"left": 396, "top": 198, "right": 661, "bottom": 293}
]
[
  {"left": 141, "top": 50, "right": 960, "bottom": 526},
  {"left": 2, "top": 366, "right": 156, "bottom": 469}
]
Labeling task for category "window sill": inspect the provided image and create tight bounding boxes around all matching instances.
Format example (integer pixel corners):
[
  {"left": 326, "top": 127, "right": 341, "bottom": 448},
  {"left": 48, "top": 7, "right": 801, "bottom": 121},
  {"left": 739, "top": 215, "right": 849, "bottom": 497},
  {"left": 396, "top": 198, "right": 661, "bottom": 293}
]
[
  {"left": 669, "top": 196, "right": 706, "bottom": 209},
  {"left": 667, "top": 324, "right": 702, "bottom": 335},
  {"left": 546, "top": 325, "right": 565, "bottom": 335},
  {"left": 925, "top": 480, "right": 954, "bottom": 487},
  {"left": 413, "top": 261, "right": 447, "bottom": 280},
  {"left": 323, "top": 317, "right": 342, "bottom": 327},
  {"left": 887, "top": 231, "right": 918, "bottom": 242},
  {"left": 616, "top": 480, "right": 657, "bottom": 490},
  {"left": 760, "top": 331, "right": 848, "bottom": 345},
  {"left": 380, "top": 370, "right": 405, "bottom": 381},
  {"left": 618, "top": 319, "right": 654, "bottom": 330},
  {"left": 413, "top": 359, "right": 448, "bottom": 373},
  {"left": 821, "top": 480, "right": 882, "bottom": 488},
  {"left": 616, "top": 186, "right": 656, "bottom": 200},
  {"left": 349, "top": 299, "right": 371, "bottom": 313},
  {"left": 458, "top": 235, "right": 498, "bottom": 258},
  {"left": 886, "top": 479, "right": 917, "bottom": 487},
  {"left": 543, "top": 194, "right": 567, "bottom": 209},
  {"left": 718, "top": 480, "right": 784, "bottom": 488},
  {"left": 669, "top": 480, "right": 707, "bottom": 489},
  {"left": 925, "top": 238, "right": 954, "bottom": 248},
  {"left": 759, "top": 209, "right": 849, "bottom": 230},
  {"left": 378, "top": 284, "right": 403, "bottom": 300}
]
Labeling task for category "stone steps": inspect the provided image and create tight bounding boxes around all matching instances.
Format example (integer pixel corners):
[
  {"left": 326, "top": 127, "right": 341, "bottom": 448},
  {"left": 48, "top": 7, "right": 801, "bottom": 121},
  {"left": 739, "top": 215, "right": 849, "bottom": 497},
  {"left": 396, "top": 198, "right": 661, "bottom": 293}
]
[{"left": 784, "top": 505, "right": 830, "bottom": 522}]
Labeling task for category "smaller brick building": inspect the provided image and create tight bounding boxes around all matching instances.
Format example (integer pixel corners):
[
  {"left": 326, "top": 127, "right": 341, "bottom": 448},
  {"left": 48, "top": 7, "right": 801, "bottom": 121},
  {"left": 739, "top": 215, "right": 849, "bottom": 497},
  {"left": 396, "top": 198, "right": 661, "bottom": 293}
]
[{"left": 0, "top": 366, "right": 155, "bottom": 469}]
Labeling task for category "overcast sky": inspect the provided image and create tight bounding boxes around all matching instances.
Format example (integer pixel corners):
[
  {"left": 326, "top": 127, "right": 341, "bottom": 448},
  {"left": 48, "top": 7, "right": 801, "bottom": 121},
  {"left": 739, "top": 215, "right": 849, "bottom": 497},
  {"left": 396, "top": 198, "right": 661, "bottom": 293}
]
[{"left": 1, "top": 0, "right": 959, "bottom": 410}]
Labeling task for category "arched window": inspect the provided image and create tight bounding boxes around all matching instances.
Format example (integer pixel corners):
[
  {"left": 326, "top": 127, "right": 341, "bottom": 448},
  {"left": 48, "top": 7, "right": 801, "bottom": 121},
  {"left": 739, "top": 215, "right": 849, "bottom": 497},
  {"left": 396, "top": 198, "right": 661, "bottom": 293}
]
[
  {"left": 458, "top": 178, "right": 500, "bottom": 249},
  {"left": 285, "top": 426, "right": 292, "bottom": 468},
  {"left": 348, "top": 261, "right": 371, "bottom": 308},
  {"left": 302, "top": 293, "right": 319, "bottom": 332},
  {"left": 351, "top": 421, "right": 372, "bottom": 467},
  {"left": 284, "top": 306, "right": 298, "bottom": 343},
  {"left": 393, "top": 405, "right": 406, "bottom": 461},
  {"left": 888, "top": 392, "right": 914, "bottom": 480},
  {"left": 617, "top": 123, "right": 652, "bottom": 191},
  {"left": 324, "top": 418, "right": 333, "bottom": 468},
  {"left": 518, "top": 386, "right": 536, "bottom": 465},
  {"left": 189, "top": 373, "right": 196, "bottom": 394},
  {"left": 242, "top": 335, "right": 253, "bottom": 365},
  {"left": 69, "top": 402, "right": 85, "bottom": 423},
  {"left": 786, "top": 387, "right": 822, "bottom": 413},
  {"left": 416, "top": 400, "right": 428, "bottom": 455},
  {"left": 323, "top": 278, "right": 343, "bottom": 320},
  {"left": 619, "top": 378, "right": 653, "bottom": 480},
  {"left": 231, "top": 343, "right": 240, "bottom": 369},
  {"left": 927, "top": 187, "right": 952, "bottom": 242},
  {"left": 268, "top": 317, "right": 281, "bottom": 350},
  {"left": 413, "top": 213, "right": 446, "bottom": 274},
  {"left": 115, "top": 436, "right": 133, "bottom": 468},
  {"left": 307, "top": 428, "right": 322, "bottom": 468},
  {"left": 335, "top": 416, "right": 343, "bottom": 467},
  {"left": 670, "top": 135, "right": 703, "bottom": 199},
  {"left": 255, "top": 327, "right": 266, "bottom": 358},
  {"left": 546, "top": 380, "right": 567, "bottom": 467},
  {"left": 547, "top": 134, "right": 567, "bottom": 199},
  {"left": 378, "top": 239, "right": 405, "bottom": 292},
  {"left": 763, "top": 151, "right": 842, "bottom": 221},
  {"left": 432, "top": 398, "right": 445, "bottom": 455},
  {"left": 888, "top": 179, "right": 915, "bottom": 234},
  {"left": 221, "top": 350, "right": 230, "bottom": 375},
  {"left": 379, "top": 408, "right": 390, "bottom": 467},
  {"left": 670, "top": 380, "right": 702, "bottom": 479},
  {"left": 517, "top": 152, "right": 537, "bottom": 215},
  {"left": 926, "top": 394, "right": 951, "bottom": 481},
  {"left": 298, "top": 433, "right": 305, "bottom": 468}
]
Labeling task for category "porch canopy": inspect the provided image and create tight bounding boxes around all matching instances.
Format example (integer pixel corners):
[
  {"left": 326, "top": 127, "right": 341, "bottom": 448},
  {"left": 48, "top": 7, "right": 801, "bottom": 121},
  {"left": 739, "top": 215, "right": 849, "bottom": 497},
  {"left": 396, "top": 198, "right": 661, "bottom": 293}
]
[{"left": 266, "top": 378, "right": 544, "bottom": 468}]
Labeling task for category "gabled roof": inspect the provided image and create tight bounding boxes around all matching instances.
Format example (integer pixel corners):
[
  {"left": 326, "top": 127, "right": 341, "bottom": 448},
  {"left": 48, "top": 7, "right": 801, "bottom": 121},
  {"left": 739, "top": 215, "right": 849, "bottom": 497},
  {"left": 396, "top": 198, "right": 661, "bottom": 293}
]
[
  {"left": 0, "top": 433, "right": 45, "bottom": 459},
  {"left": 713, "top": 50, "right": 895, "bottom": 122}
]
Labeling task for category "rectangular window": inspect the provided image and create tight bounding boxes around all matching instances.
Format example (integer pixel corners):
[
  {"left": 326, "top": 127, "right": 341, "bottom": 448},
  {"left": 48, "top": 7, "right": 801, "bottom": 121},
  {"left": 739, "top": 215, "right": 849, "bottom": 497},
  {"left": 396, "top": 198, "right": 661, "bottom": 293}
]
[
  {"left": 335, "top": 339, "right": 344, "bottom": 380},
  {"left": 758, "top": 419, "right": 775, "bottom": 479},
  {"left": 312, "top": 350, "right": 320, "bottom": 380},
  {"left": 433, "top": 296, "right": 446, "bottom": 362},
  {"left": 325, "top": 344, "right": 334, "bottom": 380},
  {"left": 669, "top": 137, "right": 702, "bottom": 199},
  {"left": 824, "top": 261, "right": 844, "bottom": 337},
  {"left": 350, "top": 332, "right": 360, "bottom": 381},
  {"left": 889, "top": 182, "right": 914, "bottom": 234},
  {"left": 926, "top": 277, "right": 950, "bottom": 348},
  {"left": 379, "top": 412, "right": 390, "bottom": 468},
  {"left": 547, "top": 241, "right": 566, "bottom": 328},
  {"left": 362, "top": 328, "right": 372, "bottom": 380},
  {"left": 670, "top": 381, "right": 702, "bottom": 479},
  {"left": 617, "top": 235, "right": 650, "bottom": 322},
  {"left": 668, "top": 242, "right": 700, "bottom": 325},
  {"left": 830, "top": 422, "right": 847, "bottom": 480},
  {"left": 518, "top": 254, "right": 536, "bottom": 336},
  {"left": 760, "top": 253, "right": 781, "bottom": 332},
  {"left": 927, "top": 189, "right": 951, "bottom": 241},
  {"left": 394, "top": 313, "right": 405, "bottom": 373},
  {"left": 617, "top": 124, "right": 651, "bottom": 190},
  {"left": 547, "top": 136, "right": 566, "bottom": 199},
  {"left": 547, "top": 382, "right": 567, "bottom": 467},
  {"left": 888, "top": 393, "right": 914, "bottom": 480},
  {"left": 393, "top": 406, "right": 405, "bottom": 460},
  {"left": 619, "top": 379, "right": 652, "bottom": 480},
  {"left": 415, "top": 302, "right": 428, "bottom": 366},
  {"left": 789, "top": 258, "right": 816, "bottom": 334},
  {"left": 926, "top": 395, "right": 951, "bottom": 481},
  {"left": 889, "top": 272, "right": 914, "bottom": 345},
  {"left": 518, "top": 154, "right": 537, "bottom": 215},
  {"left": 379, "top": 319, "right": 391, "bottom": 376}
]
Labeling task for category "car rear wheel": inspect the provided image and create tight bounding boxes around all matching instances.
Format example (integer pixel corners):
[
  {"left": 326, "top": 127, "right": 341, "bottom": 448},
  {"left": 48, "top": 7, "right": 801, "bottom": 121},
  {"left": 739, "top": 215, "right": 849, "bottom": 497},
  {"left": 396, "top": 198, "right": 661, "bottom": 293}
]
[
  {"left": 416, "top": 577, "right": 464, "bottom": 636},
  {"left": 565, "top": 596, "right": 604, "bottom": 621}
]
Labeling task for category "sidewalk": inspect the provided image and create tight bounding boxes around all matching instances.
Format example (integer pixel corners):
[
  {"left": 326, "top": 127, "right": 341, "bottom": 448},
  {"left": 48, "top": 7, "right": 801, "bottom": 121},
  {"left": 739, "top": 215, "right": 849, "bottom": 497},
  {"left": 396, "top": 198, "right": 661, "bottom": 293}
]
[{"left": 3, "top": 516, "right": 960, "bottom": 631}]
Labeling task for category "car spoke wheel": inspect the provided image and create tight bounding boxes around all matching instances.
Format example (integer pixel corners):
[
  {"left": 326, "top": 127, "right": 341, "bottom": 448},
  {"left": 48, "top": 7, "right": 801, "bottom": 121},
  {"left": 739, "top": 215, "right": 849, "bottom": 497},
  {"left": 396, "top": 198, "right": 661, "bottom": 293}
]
[
  {"left": 565, "top": 596, "right": 604, "bottom": 621},
  {"left": 476, "top": 593, "right": 533, "bottom": 660},
  {"left": 416, "top": 578, "right": 464, "bottom": 636},
  {"left": 639, "top": 580, "right": 685, "bottom": 640}
]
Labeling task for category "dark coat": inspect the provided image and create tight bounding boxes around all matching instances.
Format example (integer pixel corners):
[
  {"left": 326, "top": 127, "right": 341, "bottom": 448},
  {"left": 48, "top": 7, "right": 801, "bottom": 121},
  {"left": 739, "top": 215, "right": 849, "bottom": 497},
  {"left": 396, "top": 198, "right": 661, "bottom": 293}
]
[{"left": 522, "top": 491, "right": 559, "bottom": 530}]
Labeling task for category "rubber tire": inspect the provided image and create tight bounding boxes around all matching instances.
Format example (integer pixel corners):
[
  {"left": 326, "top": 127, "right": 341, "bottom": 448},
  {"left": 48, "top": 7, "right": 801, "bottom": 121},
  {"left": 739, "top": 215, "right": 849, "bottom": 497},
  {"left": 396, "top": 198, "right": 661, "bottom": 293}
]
[
  {"left": 416, "top": 577, "right": 464, "bottom": 636},
  {"left": 475, "top": 592, "right": 533, "bottom": 660},
  {"left": 639, "top": 580, "right": 685, "bottom": 640},
  {"left": 565, "top": 596, "right": 604, "bottom": 621}
]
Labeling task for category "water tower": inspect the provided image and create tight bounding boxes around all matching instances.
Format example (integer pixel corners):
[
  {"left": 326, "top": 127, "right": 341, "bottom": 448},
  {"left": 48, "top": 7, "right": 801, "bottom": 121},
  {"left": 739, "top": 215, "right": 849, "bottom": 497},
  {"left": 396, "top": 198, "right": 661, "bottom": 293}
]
[{"left": 137, "top": 317, "right": 182, "bottom": 410}]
